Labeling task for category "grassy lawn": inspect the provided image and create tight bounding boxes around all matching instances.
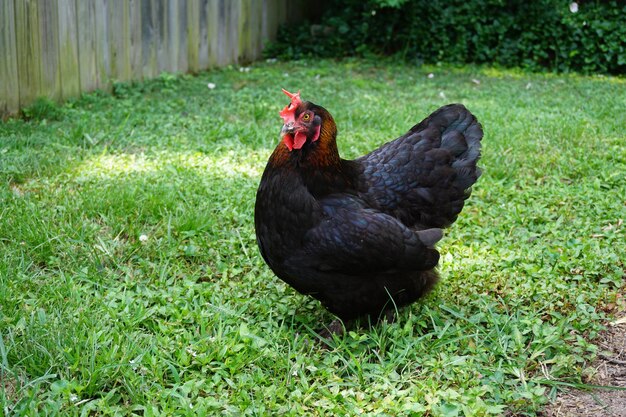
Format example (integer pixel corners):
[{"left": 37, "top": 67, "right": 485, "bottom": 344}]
[{"left": 1, "top": 59, "right": 625, "bottom": 416}]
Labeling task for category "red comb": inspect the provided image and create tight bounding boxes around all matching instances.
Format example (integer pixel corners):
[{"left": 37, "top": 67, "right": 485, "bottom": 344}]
[
  {"left": 279, "top": 89, "right": 302, "bottom": 124},
  {"left": 282, "top": 88, "right": 301, "bottom": 100}
]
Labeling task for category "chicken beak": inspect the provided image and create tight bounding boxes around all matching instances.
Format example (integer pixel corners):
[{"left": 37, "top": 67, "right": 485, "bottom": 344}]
[{"left": 281, "top": 122, "right": 295, "bottom": 136}]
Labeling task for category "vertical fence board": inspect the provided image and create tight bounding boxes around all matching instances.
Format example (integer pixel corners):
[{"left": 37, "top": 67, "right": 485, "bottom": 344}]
[
  {"left": 266, "top": 0, "right": 282, "bottom": 44},
  {"left": 130, "top": 0, "right": 142, "bottom": 80},
  {"left": 187, "top": 0, "right": 199, "bottom": 73},
  {"left": 261, "top": 0, "right": 269, "bottom": 45},
  {"left": 121, "top": 2, "right": 132, "bottom": 80},
  {"left": 108, "top": 0, "right": 119, "bottom": 79},
  {"left": 15, "top": 0, "right": 41, "bottom": 108},
  {"left": 140, "top": 0, "right": 157, "bottom": 79},
  {"left": 238, "top": 0, "right": 249, "bottom": 62},
  {"left": 278, "top": 0, "right": 287, "bottom": 26},
  {"left": 216, "top": 0, "right": 227, "bottom": 66},
  {"left": 206, "top": 0, "right": 216, "bottom": 68},
  {"left": 109, "top": 0, "right": 132, "bottom": 82},
  {"left": 38, "top": 0, "right": 61, "bottom": 101},
  {"left": 198, "top": 0, "right": 209, "bottom": 69},
  {"left": 94, "top": 0, "right": 111, "bottom": 90},
  {"left": 230, "top": 0, "right": 240, "bottom": 64},
  {"left": 165, "top": 0, "right": 179, "bottom": 73},
  {"left": 58, "top": 0, "right": 80, "bottom": 99},
  {"left": 77, "top": 0, "right": 98, "bottom": 93},
  {"left": 250, "top": 0, "right": 262, "bottom": 60},
  {"left": 261, "top": 0, "right": 285, "bottom": 52},
  {"left": 1, "top": 0, "right": 19, "bottom": 116},
  {"left": 155, "top": 0, "right": 168, "bottom": 74},
  {"left": 210, "top": 0, "right": 227, "bottom": 66},
  {"left": 177, "top": 0, "right": 188, "bottom": 73}
]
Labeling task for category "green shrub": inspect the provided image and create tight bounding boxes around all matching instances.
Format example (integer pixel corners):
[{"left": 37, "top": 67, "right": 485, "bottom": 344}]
[
  {"left": 265, "top": 0, "right": 626, "bottom": 74},
  {"left": 21, "top": 97, "right": 63, "bottom": 122}
]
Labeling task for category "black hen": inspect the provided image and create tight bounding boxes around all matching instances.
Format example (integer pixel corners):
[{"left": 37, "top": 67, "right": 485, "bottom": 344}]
[{"left": 255, "top": 90, "right": 482, "bottom": 323}]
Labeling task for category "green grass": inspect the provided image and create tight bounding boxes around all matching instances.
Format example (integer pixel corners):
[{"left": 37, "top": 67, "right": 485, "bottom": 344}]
[{"left": 1, "top": 59, "right": 625, "bottom": 416}]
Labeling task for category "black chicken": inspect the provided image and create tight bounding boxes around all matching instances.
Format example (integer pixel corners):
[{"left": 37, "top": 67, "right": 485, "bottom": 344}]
[{"left": 255, "top": 89, "right": 482, "bottom": 328}]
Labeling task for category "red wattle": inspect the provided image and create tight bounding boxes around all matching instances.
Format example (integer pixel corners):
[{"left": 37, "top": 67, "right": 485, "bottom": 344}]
[
  {"left": 293, "top": 132, "right": 307, "bottom": 149},
  {"left": 282, "top": 134, "right": 294, "bottom": 151}
]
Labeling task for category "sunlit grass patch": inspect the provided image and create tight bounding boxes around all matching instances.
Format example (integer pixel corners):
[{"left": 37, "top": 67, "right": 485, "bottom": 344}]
[{"left": 71, "top": 150, "right": 264, "bottom": 181}]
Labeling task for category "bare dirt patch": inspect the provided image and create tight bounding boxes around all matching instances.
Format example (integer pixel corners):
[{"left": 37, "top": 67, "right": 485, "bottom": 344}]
[
  {"left": 541, "top": 316, "right": 626, "bottom": 417},
  {"left": 1, "top": 372, "right": 18, "bottom": 401}
]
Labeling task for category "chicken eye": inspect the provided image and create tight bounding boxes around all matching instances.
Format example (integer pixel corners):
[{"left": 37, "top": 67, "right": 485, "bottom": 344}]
[{"left": 302, "top": 113, "right": 311, "bottom": 121}]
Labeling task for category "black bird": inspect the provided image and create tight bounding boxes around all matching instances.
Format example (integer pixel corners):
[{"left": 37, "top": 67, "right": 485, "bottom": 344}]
[{"left": 255, "top": 90, "right": 482, "bottom": 329}]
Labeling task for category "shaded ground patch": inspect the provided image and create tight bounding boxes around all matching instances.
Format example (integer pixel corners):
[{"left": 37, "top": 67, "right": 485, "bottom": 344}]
[
  {"left": 1, "top": 374, "right": 18, "bottom": 403},
  {"left": 541, "top": 316, "right": 626, "bottom": 417}
]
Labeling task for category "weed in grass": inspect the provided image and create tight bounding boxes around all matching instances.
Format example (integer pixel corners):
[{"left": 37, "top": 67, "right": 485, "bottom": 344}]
[
  {"left": 20, "top": 97, "right": 63, "bottom": 123},
  {"left": 0, "top": 59, "right": 625, "bottom": 416}
]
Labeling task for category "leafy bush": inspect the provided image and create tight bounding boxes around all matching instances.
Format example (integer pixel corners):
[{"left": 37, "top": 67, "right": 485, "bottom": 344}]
[
  {"left": 21, "top": 97, "right": 63, "bottom": 122},
  {"left": 265, "top": 0, "right": 626, "bottom": 74}
]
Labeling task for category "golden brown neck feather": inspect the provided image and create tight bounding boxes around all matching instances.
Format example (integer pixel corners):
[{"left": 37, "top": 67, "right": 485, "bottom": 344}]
[{"left": 310, "top": 110, "right": 340, "bottom": 168}]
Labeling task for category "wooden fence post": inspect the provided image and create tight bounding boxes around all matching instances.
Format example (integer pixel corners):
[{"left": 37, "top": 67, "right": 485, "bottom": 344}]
[{"left": 1, "top": 0, "right": 19, "bottom": 116}]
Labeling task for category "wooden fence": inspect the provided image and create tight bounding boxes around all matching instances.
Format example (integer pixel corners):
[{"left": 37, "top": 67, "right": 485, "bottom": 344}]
[{"left": 0, "top": 0, "right": 305, "bottom": 117}]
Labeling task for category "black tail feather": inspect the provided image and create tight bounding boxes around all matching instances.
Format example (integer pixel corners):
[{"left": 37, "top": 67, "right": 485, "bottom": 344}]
[{"left": 360, "top": 103, "right": 483, "bottom": 229}]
